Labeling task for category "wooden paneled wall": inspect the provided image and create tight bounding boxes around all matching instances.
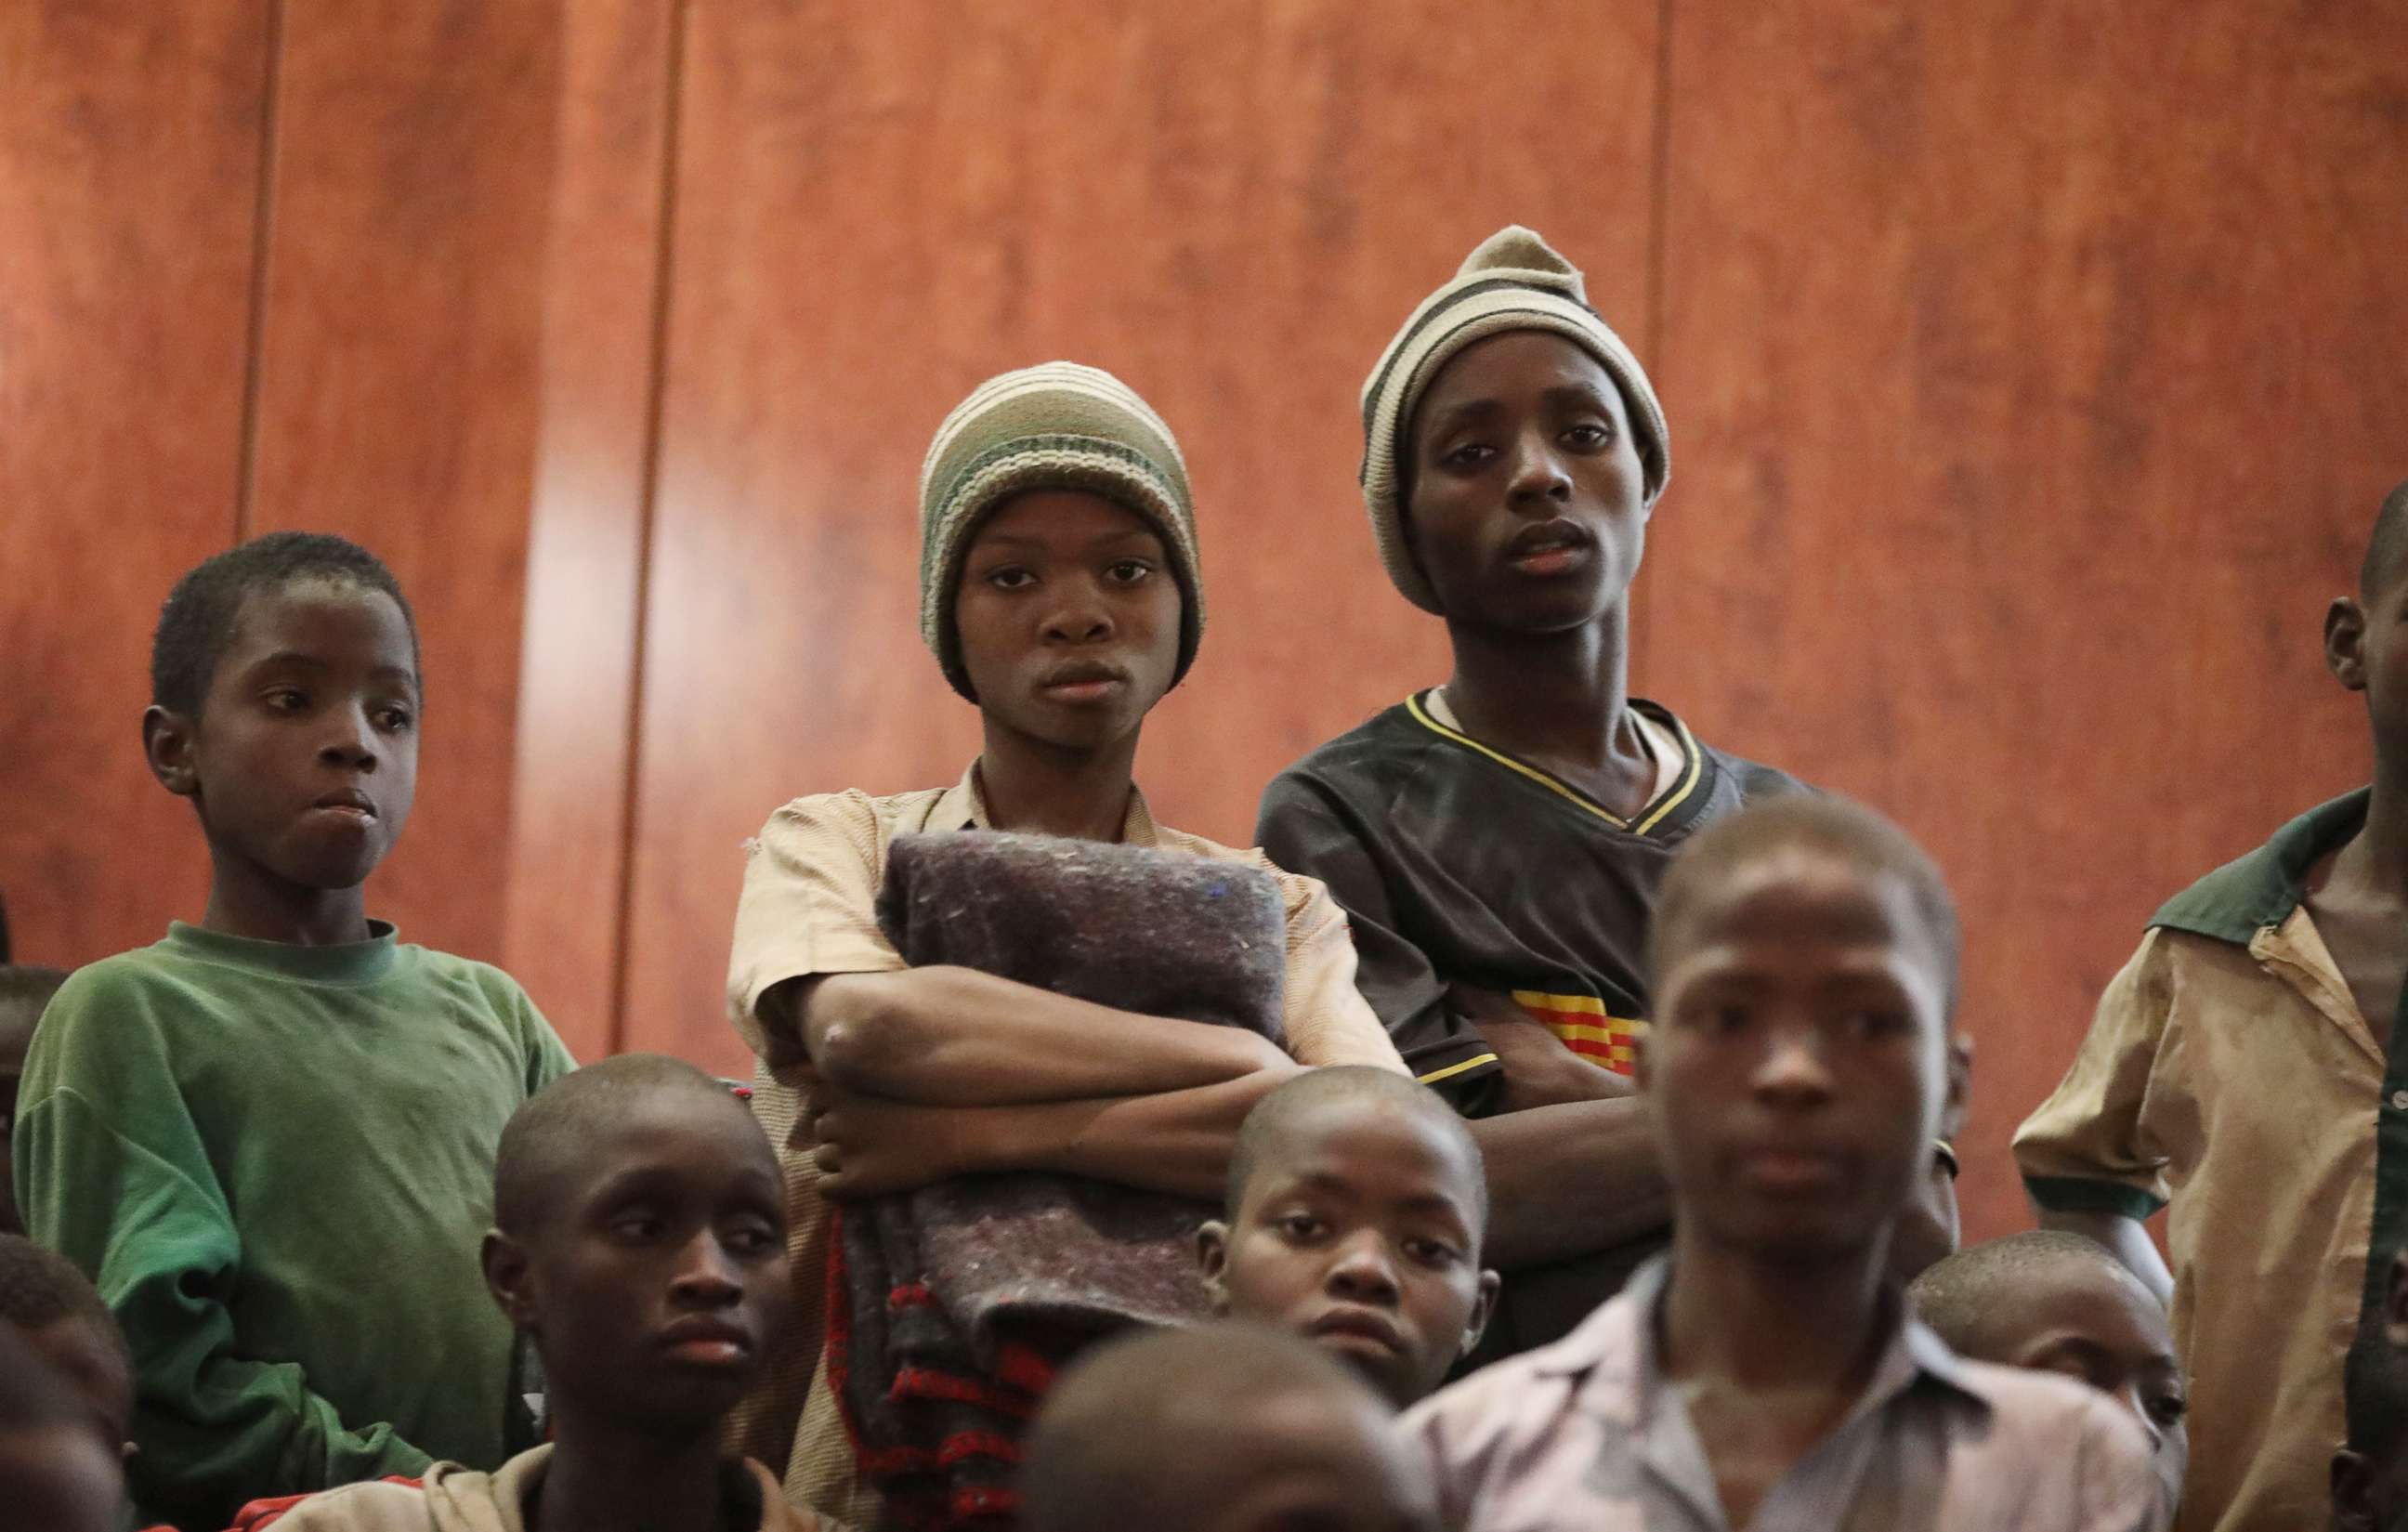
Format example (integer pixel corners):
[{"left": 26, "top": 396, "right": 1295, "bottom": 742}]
[{"left": 7, "top": 0, "right": 2403, "bottom": 1240}]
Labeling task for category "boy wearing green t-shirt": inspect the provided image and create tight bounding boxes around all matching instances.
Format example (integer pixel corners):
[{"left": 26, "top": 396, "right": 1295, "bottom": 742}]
[{"left": 12, "top": 532, "right": 575, "bottom": 1530}]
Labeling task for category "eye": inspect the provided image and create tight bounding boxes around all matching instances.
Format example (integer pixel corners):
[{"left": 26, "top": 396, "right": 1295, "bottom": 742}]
[
  {"left": 1275, "top": 1211, "right": 1327, "bottom": 1243},
  {"left": 1563, "top": 422, "right": 1612, "bottom": 450},
  {"left": 1439, "top": 440, "right": 1494, "bottom": 471},
  {"left": 263, "top": 687, "right": 308, "bottom": 714},
  {"left": 374, "top": 706, "right": 414, "bottom": 733},
  {"left": 984, "top": 567, "right": 1036, "bottom": 591},
  {"left": 1404, "top": 1237, "right": 1462, "bottom": 1268},
  {"left": 723, "top": 1219, "right": 779, "bottom": 1257},
  {"left": 609, "top": 1211, "right": 666, "bottom": 1244},
  {"left": 1106, "top": 558, "right": 1153, "bottom": 585},
  {"left": 1703, "top": 1003, "right": 1751, "bottom": 1037},
  {"left": 2149, "top": 1392, "right": 2188, "bottom": 1428},
  {"left": 1837, "top": 1009, "right": 1911, "bottom": 1041}
]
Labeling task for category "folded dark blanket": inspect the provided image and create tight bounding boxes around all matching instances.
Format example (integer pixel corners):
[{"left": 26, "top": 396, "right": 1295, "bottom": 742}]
[{"left": 830, "top": 830, "right": 1287, "bottom": 1529}]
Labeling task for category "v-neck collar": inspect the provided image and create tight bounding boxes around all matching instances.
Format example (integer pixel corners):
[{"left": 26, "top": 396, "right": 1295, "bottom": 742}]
[{"left": 1404, "top": 688, "right": 1706, "bottom": 834}]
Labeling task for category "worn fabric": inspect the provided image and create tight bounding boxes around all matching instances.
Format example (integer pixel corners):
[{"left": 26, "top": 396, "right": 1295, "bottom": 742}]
[
  {"left": 1357, "top": 225, "right": 1669, "bottom": 612},
  {"left": 917, "top": 360, "right": 1201, "bottom": 699},
  {"left": 2015, "top": 790, "right": 2401, "bottom": 1532},
  {"left": 250, "top": 1447, "right": 818, "bottom": 1532},
  {"left": 1405, "top": 1257, "right": 2161, "bottom": 1532},
  {"left": 837, "top": 830, "right": 1292, "bottom": 1527},
  {"left": 13, "top": 923, "right": 572, "bottom": 1531},
  {"left": 725, "top": 761, "right": 1404, "bottom": 1527},
  {"left": 1257, "top": 691, "right": 1804, "bottom": 1359}
]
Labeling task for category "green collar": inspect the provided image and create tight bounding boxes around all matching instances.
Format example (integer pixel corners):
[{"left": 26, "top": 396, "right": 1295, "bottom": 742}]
[
  {"left": 2149, "top": 790, "right": 2371, "bottom": 944},
  {"left": 163, "top": 919, "right": 402, "bottom": 985}
]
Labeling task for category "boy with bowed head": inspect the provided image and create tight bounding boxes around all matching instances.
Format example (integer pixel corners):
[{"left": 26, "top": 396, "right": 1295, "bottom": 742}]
[
  {"left": 723, "top": 362, "right": 1407, "bottom": 1525},
  {"left": 1256, "top": 227, "right": 1958, "bottom": 1360},
  {"left": 1407, "top": 797, "right": 2160, "bottom": 1531}
]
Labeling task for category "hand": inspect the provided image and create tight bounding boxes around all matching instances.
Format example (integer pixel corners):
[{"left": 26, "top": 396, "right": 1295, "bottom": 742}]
[
  {"left": 808, "top": 1087, "right": 974, "bottom": 1198},
  {"left": 1454, "top": 985, "right": 1634, "bottom": 1112}
]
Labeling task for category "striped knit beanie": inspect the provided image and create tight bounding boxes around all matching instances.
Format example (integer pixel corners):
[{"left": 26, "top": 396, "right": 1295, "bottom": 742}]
[
  {"left": 920, "top": 361, "right": 1202, "bottom": 701},
  {"left": 1359, "top": 226, "right": 1670, "bottom": 613}
]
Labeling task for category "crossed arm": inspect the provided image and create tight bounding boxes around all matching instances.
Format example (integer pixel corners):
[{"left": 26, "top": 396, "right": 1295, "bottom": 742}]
[{"left": 768, "top": 966, "right": 1301, "bottom": 1200}]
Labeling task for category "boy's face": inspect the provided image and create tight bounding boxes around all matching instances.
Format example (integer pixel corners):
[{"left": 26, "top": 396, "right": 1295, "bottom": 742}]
[
  {"left": 487, "top": 1093, "right": 791, "bottom": 1433},
  {"left": 1197, "top": 1099, "right": 1498, "bottom": 1408},
  {"left": 1403, "top": 331, "right": 1648, "bottom": 634},
  {"left": 0, "top": 1001, "right": 38, "bottom": 1237},
  {"left": 1641, "top": 847, "right": 1962, "bottom": 1263},
  {"left": 954, "top": 491, "right": 1182, "bottom": 750},
  {"left": 1974, "top": 1258, "right": 2189, "bottom": 1514},
  {"left": 145, "top": 579, "right": 420, "bottom": 895},
  {"left": 0, "top": 1423, "right": 121, "bottom": 1532}
]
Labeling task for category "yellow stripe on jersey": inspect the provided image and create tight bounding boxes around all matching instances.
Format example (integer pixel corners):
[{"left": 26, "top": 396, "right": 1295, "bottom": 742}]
[{"left": 1415, "top": 1052, "right": 1501, "bottom": 1087}]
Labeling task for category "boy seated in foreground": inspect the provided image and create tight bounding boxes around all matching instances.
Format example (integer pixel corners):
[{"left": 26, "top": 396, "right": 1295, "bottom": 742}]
[
  {"left": 1200, "top": 1067, "right": 1498, "bottom": 1407},
  {"left": 1020, "top": 1323, "right": 1438, "bottom": 1532},
  {"left": 266, "top": 1055, "right": 821, "bottom": 1532},
  {"left": 1911, "top": 1232, "right": 2189, "bottom": 1518},
  {"left": 1406, "top": 796, "right": 2161, "bottom": 1530}
]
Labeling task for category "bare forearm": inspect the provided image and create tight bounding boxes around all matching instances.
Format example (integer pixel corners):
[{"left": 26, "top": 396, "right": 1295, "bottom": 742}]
[
  {"left": 2035, "top": 1208, "right": 2175, "bottom": 1306},
  {"left": 795, "top": 968, "right": 1280, "bottom": 1106},
  {"left": 1475, "top": 1099, "right": 1670, "bottom": 1269},
  {"left": 957, "top": 1067, "right": 1303, "bottom": 1198}
]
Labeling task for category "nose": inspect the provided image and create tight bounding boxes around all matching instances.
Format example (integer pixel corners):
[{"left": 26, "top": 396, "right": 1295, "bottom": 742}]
[
  {"left": 1040, "top": 575, "right": 1118, "bottom": 646},
  {"left": 1324, "top": 1231, "right": 1401, "bottom": 1305},
  {"left": 317, "top": 703, "right": 377, "bottom": 772},
  {"left": 1504, "top": 427, "right": 1573, "bottom": 509},
  {"left": 669, "top": 1231, "right": 742, "bottom": 1308},
  {"left": 1750, "top": 1023, "right": 1836, "bottom": 1108}
]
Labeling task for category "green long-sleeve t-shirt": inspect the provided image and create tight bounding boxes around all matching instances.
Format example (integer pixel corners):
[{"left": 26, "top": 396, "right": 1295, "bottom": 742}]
[{"left": 12, "top": 921, "right": 576, "bottom": 1530}]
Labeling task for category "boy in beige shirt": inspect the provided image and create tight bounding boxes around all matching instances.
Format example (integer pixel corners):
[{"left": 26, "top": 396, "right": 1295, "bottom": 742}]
[{"left": 724, "top": 362, "right": 1405, "bottom": 1526}]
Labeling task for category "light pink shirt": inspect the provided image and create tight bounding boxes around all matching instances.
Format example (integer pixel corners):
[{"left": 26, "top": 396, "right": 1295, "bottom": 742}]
[{"left": 1406, "top": 1258, "right": 2164, "bottom": 1532}]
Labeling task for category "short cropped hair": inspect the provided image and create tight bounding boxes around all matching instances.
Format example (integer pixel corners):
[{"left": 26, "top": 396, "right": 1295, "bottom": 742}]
[
  {"left": 0, "top": 966, "right": 68, "bottom": 1020},
  {"left": 150, "top": 531, "right": 419, "bottom": 718},
  {"left": 493, "top": 1054, "right": 760, "bottom": 1237},
  {"left": 1906, "top": 1231, "right": 2139, "bottom": 1353},
  {"left": 0, "top": 1237, "right": 128, "bottom": 1376},
  {"left": 2362, "top": 480, "right": 2408, "bottom": 598},
  {"left": 1225, "top": 1066, "right": 1486, "bottom": 1226},
  {"left": 1023, "top": 1324, "right": 1392, "bottom": 1532},
  {"left": 1647, "top": 793, "right": 1961, "bottom": 1018}
]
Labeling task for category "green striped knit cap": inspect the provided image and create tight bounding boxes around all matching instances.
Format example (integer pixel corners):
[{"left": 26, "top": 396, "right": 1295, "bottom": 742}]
[
  {"left": 920, "top": 361, "right": 1203, "bottom": 701},
  {"left": 1359, "top": 226, "right": 1670, "bottom": 613}
]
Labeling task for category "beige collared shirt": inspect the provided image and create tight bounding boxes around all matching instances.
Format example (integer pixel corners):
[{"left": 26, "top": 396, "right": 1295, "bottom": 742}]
[
  {"left": 2014, "top": 910, "right": 2384, "bottom": 1532},
  {"left": 1405, "top": 1256, "right": 2160, "bottom": 1532},
  {"left": 722, "top": 762, "right": 1404, "bottom": 1525}
]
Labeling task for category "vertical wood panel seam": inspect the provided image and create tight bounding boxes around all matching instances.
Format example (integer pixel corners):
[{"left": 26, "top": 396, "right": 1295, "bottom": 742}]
[
  {"left": 605, "top": 0, "right": 691, "bottom": 1056},
  {"left": 1637, "top": 0, "right": 1676, "bottom": 677},
  {"left": 231, "top": 0, "right": 288, "bottom": 544}
]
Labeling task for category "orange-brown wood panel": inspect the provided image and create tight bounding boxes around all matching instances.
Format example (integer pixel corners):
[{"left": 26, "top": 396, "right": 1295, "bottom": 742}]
[
  {"left": 499, "top": 1, "right": 677, "bottom": 1060},
  {"left": 245, "top": 0, "right": 564, "bottom": 974},
  {"left": 0, "top": 3, "right": 267, "bottom": 967},
  {"left": 1647, "top": 0, "right": 2408, "bottom": 1243},
  {"left": 622, "top": 0, "right": 1664, "bottom": 1068}
]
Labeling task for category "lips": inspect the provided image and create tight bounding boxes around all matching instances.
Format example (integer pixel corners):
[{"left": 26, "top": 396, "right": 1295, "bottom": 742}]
[
  {"left": 1503, "top": 518, "right": 1594, "bottom": 574},
  {"left": 1037, "top": 661, "right": 1131, "bottom": 702},
  {"left": 1732, "top": 1141, "right": 1852, "bottom": 1190},
  {"left": 657, "top": 1316, "right": 754, "bottom": 1366},
  {"left": 1305, "top": 1306, "right": 1406, "bottom": 1355},
  {"left": 310, "top": 788, "right": 376, "bottom": 819}
]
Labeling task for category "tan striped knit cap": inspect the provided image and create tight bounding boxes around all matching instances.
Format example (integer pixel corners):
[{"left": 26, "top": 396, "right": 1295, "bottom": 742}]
[
  {"left": 920, "top": 361, "right": 1202, "bottom": 701},
  {"left": 1359, "top": 226, "right": 1670, "bottom": 613}
]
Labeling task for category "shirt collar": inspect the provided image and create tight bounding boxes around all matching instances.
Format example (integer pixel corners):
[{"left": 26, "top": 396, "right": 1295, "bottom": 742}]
[
  {"left": 929, "top": 759, "right": 1161, "bottom": 848},
  {"left": 2151, "top": 787, "right": 2370, "bottom": 944},
  {"left": 1550, "top": 1254, "right": 1987, "bottom": 1427}
]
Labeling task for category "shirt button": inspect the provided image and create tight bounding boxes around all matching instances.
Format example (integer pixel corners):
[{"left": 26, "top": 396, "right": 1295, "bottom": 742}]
[{"left": 2391, "top": 1091, "right": 2408, "bottom": 1111}]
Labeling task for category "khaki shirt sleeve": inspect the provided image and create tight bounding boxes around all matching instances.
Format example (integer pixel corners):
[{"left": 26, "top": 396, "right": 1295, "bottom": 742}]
[
  {"left": 726, "top": 792, "right": 910, "bottom": 1059},
  {"left": 1270, "top": 866, "right": 1409, "bottom": 1073},
  {"left": 2012, "top": 930, "right": 2177, "bottom": 1219}
]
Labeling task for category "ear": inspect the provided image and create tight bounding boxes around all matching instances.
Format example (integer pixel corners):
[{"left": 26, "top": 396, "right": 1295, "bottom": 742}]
[
  {"left": 2331, "top": 596, "right": 2371, "bottom": 692},
  {"left": 482, "top": 1229, "right": 538, "bottom": 1330},
  {"left": 1939, "top": 1032, "right": 1973, "bottom": 1142},
  {"left": 1459, "top": 1269, "right": 1502, "bottom": 1358},
  {"left": 2334, "top": 1447, "right": 2377, "bottom": 1532},
  {"left": 1196, "top": 1220, "right": 1233, "bottom": 1315},
  {"left": 142, "top": 704, "right": 200, "bottom": 798}
]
